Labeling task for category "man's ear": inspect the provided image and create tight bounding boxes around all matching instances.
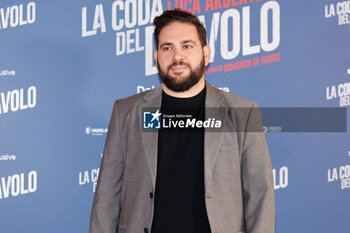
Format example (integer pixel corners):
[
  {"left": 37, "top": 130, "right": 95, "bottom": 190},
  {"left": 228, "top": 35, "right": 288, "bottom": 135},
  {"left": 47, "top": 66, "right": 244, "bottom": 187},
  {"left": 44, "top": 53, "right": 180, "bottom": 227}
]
[
  {"left": 203, "top": 45, "right": 211, "bottom": 66},
  {"left": 154, "top": 49, "right": 158, "bottom": 68}
]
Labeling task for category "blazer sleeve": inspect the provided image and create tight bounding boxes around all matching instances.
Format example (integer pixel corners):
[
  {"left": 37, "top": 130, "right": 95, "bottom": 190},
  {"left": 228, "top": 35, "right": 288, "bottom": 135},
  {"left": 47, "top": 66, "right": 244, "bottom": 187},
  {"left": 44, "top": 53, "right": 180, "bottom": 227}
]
[
  {"left": 241, "top": 102, "right": 275, "bottom": 233},
  {"left": 90, "top": 101, "right": 124, "bottom": 233}
]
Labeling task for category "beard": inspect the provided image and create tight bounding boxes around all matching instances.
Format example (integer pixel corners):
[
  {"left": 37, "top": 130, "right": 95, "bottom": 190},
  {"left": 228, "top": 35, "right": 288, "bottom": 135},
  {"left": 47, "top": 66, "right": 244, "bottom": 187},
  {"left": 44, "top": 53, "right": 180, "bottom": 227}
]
[{"left": 157, "top": 56, "right": 205, "bottom": 92}]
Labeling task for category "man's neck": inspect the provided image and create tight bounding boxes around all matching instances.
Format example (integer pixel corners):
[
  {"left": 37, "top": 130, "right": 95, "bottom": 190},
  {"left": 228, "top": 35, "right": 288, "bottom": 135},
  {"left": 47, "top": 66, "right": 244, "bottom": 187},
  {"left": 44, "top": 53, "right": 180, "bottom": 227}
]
[{"left": 162, "top": 77, "right": 205, "bottom": 98}]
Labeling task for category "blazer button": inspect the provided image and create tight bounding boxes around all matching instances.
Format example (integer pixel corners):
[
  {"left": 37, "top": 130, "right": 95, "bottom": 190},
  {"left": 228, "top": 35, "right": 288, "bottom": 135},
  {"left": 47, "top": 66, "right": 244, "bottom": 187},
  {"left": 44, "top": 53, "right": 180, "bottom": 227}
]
[
  {"left": 144, "top": 227, "right": 149, "bottom": 233},
  {"left": 149, "top": 192, "right": 153, "bottom": 199}
]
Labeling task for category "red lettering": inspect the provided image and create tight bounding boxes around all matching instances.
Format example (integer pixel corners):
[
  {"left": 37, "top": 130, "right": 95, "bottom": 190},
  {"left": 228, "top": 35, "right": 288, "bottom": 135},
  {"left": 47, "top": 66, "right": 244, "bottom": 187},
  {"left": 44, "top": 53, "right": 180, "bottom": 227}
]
[
  {"left": 223, "top": 0, "right": 230, "bottom": 8},
  {"left": 192, "top": 0, "right": 201, "bottom": 13},
  {"left": 214, "top": 0, "right": 223, "bottom": 9},
  {"left": 206, "top": 0, "right": 214, "bottom": 11}
]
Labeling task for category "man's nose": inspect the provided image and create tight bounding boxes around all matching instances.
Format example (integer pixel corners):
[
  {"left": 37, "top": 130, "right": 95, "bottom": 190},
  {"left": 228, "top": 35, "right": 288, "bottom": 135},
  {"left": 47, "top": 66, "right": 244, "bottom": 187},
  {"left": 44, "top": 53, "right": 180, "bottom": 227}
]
[{"left": 173, "top": 47, "right": 184, "bottom": 61}]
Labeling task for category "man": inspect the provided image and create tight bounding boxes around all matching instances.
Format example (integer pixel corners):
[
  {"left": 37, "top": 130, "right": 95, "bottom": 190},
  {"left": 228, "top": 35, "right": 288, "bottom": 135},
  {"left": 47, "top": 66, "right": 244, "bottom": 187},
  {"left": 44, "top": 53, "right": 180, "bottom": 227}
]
[{"left": 90, "top": 9, "right": 275, "bottom": 233}]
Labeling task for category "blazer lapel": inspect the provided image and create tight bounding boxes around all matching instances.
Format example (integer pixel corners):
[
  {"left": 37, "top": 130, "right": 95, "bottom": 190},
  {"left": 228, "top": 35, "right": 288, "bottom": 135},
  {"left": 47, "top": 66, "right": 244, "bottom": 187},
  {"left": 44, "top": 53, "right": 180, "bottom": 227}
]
[
  {"left": 204, "top": 82, "right": 227, "bottom": 193},
  {"left": 140, "top": 86, "right": 162, "bottom": 190}
]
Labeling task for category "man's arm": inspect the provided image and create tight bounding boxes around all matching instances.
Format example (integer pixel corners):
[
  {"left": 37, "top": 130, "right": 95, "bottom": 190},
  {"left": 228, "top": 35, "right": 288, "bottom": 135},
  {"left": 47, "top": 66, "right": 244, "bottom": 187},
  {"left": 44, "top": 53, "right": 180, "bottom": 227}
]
[
  {"left": 241, "top": 102, "right": 275, "bottom": 233},
  {"left": 90, "top": 101, "right": 124, "bottom": 233}
]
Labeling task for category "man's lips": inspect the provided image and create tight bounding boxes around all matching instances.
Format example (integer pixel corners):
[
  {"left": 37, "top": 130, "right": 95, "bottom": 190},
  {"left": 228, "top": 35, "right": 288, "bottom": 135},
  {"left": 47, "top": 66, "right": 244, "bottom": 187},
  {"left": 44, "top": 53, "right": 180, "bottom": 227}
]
[{"left": 170, "top": 64, "right": 189, "bottom": 72}]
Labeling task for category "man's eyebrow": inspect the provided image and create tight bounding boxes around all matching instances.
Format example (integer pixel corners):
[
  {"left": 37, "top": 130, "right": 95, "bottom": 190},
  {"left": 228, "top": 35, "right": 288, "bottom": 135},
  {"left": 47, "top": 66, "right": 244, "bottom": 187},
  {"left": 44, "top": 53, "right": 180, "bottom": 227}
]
[
  {"left": 159, "top": 42, "right": 173, "bottom": 48},
  {"left": 159, "top": 40, "right": 196, "bottom": 48},
  {"left": 181, "top": 39, "right": 196, "bottom": 44}
]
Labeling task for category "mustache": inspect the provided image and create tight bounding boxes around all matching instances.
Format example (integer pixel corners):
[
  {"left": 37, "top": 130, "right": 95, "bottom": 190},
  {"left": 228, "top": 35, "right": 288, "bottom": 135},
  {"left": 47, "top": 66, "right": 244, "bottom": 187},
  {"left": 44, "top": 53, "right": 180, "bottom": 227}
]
[{"left": 168, "top": 61, "right": 190, "bottom": 69}]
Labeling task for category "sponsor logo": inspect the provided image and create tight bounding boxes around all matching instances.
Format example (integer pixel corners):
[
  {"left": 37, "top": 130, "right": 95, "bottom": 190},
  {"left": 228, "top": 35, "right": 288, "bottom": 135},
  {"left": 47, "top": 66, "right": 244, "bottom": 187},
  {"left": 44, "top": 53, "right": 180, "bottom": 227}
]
[
  {"left": 85, "top": 127, "right": 108, "bottom": 136},
  {"left": 143, "top": 110, "right": 161, "bottom": 129},
  {"left": 0, "top": 154, "right": 16, "bottom": 161},
  {"left": 0, "top": 170, "right": 37, "bottom": 199},
  {"left": 328, "top": 164, "right": 350, "bottom": 189},
  {"left": 0, "top": 69, "right": 15, "bottom": 77},
  {"left": 79, "top": 168, "right": 99, "bottom": 192}
]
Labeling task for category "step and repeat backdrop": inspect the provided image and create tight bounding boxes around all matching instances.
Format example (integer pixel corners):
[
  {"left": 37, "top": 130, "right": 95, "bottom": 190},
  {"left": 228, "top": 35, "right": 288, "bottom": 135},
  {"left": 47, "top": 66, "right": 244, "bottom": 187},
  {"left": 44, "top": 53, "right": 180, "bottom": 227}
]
[{"left": 1, "top": 0, "right": 350, "bottom": 232}]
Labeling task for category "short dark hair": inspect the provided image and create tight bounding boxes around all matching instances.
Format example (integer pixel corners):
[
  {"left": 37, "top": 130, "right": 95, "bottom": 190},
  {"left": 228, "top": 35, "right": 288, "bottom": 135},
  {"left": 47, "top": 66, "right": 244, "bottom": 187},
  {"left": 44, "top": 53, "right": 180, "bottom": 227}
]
[{"left": 153, "top": 9, "right": 207, "bottom": 49}]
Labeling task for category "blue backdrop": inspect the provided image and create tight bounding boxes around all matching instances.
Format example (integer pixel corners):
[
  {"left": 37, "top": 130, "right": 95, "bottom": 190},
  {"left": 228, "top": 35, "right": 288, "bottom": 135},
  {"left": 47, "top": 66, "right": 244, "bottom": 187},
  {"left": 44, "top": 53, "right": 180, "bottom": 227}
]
[{"left": 1, "top": 0, "right": 350, "bottom": 232}]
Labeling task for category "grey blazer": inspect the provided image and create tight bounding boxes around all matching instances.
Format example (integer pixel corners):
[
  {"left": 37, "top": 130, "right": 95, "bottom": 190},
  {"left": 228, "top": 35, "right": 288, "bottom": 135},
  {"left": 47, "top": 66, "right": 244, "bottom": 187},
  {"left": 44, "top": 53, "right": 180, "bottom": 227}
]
[{"left": 90, "top": 82, "right": 275, "bottom": 233}]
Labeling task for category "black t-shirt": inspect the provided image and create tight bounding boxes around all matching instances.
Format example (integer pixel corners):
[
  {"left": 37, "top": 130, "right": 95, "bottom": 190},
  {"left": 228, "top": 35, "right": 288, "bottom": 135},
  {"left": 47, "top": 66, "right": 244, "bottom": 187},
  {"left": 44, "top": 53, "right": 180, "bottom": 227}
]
[{"left": 151, "top": 87, "right": 212, "bottom": 233}]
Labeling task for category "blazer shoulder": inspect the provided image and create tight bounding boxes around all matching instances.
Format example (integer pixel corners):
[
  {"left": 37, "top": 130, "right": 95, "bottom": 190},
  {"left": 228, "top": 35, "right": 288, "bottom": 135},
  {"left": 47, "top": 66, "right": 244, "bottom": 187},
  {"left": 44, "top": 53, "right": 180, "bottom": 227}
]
[
  {"left": 113, "top": 86, "right": 161, "bottom": 113},
  {"left": 116, "top": 90, "right": 148, "bottom": 106},
  {"left": 219, "top": 89, "right": 258, "bottom": 108}
]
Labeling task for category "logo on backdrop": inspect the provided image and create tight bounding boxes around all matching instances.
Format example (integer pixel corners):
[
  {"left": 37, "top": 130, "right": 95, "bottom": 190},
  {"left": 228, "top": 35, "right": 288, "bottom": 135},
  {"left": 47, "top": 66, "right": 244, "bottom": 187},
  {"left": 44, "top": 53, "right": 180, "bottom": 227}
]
[
  {"left": 0, "top": 86, "right": 37, "bottom": 115},
  {"left": 0, "top": 170, "right": 37, "bottom": 200},
  {"left": 85, "top": 127, "right": 108, "bottom": 136},
  {"left": 326, "top": 69, "right": 350, "bottom": 107},
  {"left": 328, "top": 164, "right": 350, "bottom": 189},
  {"left": 273, "top": 166, "right": 288, "bottom": 190},
  {"left": 324, "top": 0, "right": 350, "bottom": 26},
  {"left": 0, "top": 69, "right": 15, "bottom": 77},
  {"left": 0, "top": 2, "right": 36, "bottom": 30},
  {"left": 0, "top": 154, "right": 16, "bottom": 161},
  {"left": 79, "top": 168, "right": 100, "bottom": 193},
  {"left": 81, "top": 0, "right": 281, "bottom": 76}
]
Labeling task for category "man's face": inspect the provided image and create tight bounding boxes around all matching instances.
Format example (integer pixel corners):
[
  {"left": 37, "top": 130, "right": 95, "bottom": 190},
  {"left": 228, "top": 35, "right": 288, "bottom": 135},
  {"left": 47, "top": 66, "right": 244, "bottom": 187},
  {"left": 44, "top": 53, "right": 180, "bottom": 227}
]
[{"left": 154, "top": 21, "right": 210, "bottom": 92}]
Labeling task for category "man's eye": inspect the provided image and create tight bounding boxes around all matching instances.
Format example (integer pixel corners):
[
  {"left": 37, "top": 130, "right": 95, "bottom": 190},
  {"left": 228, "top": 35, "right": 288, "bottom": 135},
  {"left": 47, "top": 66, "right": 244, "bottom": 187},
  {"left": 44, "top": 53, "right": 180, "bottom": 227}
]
[
  {"left": 162, "top": 47, "right": 172, "bottom": 51},
  {"left": 184, "top": 44, "right": 192, "bottom": 49}
]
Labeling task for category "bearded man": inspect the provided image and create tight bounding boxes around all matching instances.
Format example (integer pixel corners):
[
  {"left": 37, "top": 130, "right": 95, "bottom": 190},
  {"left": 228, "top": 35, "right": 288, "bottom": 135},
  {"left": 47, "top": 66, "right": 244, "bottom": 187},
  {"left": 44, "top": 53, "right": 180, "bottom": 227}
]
[{"left": 90, "top": 9, "right": 275, "bottom": 233}]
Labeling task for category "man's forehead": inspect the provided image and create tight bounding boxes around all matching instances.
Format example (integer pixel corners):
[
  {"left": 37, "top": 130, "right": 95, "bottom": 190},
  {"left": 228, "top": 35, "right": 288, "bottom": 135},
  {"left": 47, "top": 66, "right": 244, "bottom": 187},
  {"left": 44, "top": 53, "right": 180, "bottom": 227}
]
[{"left": 158, "top": 21, "right": 200, "bottom": 41}]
